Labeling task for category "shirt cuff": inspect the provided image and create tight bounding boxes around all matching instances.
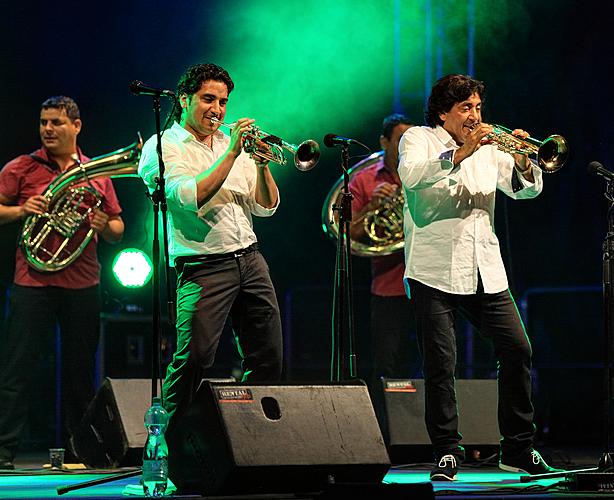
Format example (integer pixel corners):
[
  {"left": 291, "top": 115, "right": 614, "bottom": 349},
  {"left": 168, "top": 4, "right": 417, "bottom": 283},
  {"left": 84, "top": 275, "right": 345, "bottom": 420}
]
[
  {"left": 439, "top": 149, "right": 454, "bottom": 163},
  {"left": 511, "top": 161, "right": 537, "bottom": 193},
  {"left": 439, "top": 149, "right": 460, "bottom": 175}
]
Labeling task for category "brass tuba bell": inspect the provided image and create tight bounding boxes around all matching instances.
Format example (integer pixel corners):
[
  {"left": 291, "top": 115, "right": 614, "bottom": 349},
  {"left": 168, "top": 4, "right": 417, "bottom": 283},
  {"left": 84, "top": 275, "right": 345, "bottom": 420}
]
[
  {"left": 20, "top": 135, "right": 143, "bottom": 272},
  {"left": 321, "top": 151, "right": 405, "bottom": 257}
]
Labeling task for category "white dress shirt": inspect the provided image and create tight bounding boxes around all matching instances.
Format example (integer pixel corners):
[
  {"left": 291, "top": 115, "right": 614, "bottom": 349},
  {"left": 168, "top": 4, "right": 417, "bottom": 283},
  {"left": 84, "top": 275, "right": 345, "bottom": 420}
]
[
  {"left": 138, "top": 123, "right": 279, "bottom": 264},
  {"left": 398, "top": 125, "right": 543, "bottom": 295}
]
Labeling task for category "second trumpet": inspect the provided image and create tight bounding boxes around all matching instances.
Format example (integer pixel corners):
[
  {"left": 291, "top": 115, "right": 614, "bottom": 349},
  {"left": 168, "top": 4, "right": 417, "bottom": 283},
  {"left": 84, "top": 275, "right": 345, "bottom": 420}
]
[
  {"left": 486, "top": 124, "right": 568, "bottom": 173},
  {"left": 210, "top": 117, "right": 320, "bottom": 171}
]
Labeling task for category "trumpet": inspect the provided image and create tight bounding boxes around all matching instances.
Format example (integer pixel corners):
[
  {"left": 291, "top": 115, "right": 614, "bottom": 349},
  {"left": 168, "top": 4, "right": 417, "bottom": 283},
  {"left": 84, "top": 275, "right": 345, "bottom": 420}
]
[
  {"left": 482, "top": 123, "right": 568, "bottom": 173},
  {"left": 210, "top": 117, "right": 320, "bottom": 171}
]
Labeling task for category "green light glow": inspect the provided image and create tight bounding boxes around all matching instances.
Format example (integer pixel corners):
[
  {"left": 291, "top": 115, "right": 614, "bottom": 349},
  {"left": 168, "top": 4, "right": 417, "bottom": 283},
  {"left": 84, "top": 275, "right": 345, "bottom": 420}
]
[
  {"left": 112, "top": 248, "right": 153, "bottom": 288},
  {"left": 206, "top": 1, "right": 424, "bottom": 174},
  {"left": 199, "top": 1, "right": 485, "bottom": 180}
]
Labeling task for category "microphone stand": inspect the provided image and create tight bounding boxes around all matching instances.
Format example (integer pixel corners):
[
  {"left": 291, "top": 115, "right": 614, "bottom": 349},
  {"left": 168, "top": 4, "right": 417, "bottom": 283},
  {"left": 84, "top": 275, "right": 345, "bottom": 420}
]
[
  {"left": 58, "top": 95, "right": 175, "bottom": 497},
  {"left": 521, "top": 177, "right": 614, "bottom": 483},
  {"left": 149, "top": 95, "right": 175, "bottom": 402},
  {"left": 599, "top": 179, "right": 614, "bottom": 471},
  {"left": 331, "top": 144, "right": 357, "bottom": 381}
]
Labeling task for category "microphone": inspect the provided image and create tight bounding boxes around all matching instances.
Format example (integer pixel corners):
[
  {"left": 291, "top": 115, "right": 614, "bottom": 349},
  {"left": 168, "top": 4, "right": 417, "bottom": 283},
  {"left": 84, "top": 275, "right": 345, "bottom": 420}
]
[
  {"left": 588, "top": 161, "right": 614, "bottom": 181},
  {"left": 130, "top": 80, "right": 176, "bottom": 98},
  {"left": 323, "top": 133, "right": 357, "bottom": 148}
]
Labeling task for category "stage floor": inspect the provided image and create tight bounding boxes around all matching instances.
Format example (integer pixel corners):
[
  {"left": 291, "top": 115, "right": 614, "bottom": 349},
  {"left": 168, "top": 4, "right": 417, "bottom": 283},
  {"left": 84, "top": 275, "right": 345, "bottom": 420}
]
[{"left": 0, "top": 446, "right": 609, "bottom": 499}]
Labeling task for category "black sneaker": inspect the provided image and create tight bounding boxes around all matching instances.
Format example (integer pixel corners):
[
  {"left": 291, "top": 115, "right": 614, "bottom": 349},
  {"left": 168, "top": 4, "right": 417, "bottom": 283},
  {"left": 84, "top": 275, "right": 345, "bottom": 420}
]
[
  {"left": 430, "top": 454, "right": 459, "bottom": 481},
  {"left": 499, "top": 449, "right": 563, "bottom": 475}
]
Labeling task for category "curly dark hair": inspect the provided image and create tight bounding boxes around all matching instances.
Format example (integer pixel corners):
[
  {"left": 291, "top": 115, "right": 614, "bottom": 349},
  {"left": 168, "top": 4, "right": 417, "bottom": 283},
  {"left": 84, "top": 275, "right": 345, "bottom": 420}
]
[
  {"left": 425, "top": 75, "right": 485, "bottom": 127},
  {"left": 173, "top": 63, "right": 234, "bottom": 123},
  {"left": 41, "top": 96, "right": 80, "bottom": 121},
  {"left": 381, "top": 113, "right": 413, "bottom": 139}
]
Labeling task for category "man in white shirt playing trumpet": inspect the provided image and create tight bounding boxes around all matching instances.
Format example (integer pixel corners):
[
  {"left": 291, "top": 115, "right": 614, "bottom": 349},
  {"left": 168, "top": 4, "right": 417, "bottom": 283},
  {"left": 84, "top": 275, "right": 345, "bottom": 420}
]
[
  {"left": 398, "top": 74, "right": 562, "bottom": 481},
  {"left": 138, "top": 63, "right": 282, "bottom": 432}
]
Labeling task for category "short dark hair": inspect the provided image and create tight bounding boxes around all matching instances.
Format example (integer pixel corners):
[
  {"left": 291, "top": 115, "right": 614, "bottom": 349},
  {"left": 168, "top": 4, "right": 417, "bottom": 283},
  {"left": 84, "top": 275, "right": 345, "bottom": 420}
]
[
  {"left": 425, "top": 74, "right": 485, "bottom": 127},
  {"left": 173, "top": 63, "right": 234, "bottom": 123},
  {"left": 381, "top": 113, "right": 413, "bottom": 139},
  {"left": 41, "top": 96, "right": 80, "bottom": 121}
]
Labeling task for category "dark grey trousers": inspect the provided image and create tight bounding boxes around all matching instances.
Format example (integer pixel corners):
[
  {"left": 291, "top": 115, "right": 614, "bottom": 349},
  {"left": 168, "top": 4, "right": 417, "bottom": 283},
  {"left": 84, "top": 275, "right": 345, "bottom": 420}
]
[{"left": 163, "top": 249, "right": 283, "bottom": 429}]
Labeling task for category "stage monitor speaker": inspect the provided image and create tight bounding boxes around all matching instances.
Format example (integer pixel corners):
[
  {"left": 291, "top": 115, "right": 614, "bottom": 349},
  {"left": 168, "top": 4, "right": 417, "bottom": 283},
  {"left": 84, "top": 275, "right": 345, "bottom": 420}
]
[
  {"left": 169, "top": 381, "right": 391, "bottom": 495},
  {"left": 71, "top": 378, "right": 150, "bottom": 467},
  {"left": 383, "top": 378, "right": 500, "bottom": 446}
]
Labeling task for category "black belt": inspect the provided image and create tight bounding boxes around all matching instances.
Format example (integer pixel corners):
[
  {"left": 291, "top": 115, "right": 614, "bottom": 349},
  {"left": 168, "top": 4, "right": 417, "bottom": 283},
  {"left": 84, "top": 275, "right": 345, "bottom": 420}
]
[{"left": 175, "top": 243, "right": 259, "bottom": 269}]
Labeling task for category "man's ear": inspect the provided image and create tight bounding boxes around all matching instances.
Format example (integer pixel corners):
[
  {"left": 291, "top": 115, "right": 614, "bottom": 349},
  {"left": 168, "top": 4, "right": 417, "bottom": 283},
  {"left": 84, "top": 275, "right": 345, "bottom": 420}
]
[
  {"left": 379, "top": 134, "right": 389, "bottom": 150},
  {"left": 73, "top": 118, "right": 82, "bottom": 135},
  {"left": 179, "top": 94, "right": 189, "bottom": 109}
]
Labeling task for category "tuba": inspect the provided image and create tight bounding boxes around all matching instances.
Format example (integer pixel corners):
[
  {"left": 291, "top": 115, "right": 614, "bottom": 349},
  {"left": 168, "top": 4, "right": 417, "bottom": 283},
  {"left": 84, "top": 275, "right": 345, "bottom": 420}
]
[
  {"left": 321, "top": 151, "right": 405, "bottom": 257},
  {"left": 20, "top": 136, "right": 143, "bottom": 272}
]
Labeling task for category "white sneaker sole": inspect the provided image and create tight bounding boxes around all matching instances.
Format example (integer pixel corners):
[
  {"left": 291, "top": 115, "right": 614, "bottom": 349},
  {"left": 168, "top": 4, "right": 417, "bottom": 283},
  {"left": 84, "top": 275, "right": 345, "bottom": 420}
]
[
  {"left": 430, "top": 472, "right": 457, "bottom": 481},
  {"left": 499, "top": 463, "right": 527, "bottom": 473}
]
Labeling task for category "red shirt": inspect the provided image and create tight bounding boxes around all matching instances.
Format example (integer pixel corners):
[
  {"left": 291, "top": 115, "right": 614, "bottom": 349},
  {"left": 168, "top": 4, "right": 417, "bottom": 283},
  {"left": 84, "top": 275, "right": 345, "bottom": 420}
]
[
  {"left": 0, "top": 148, "right": 122, "bottom": 289},
  {"left": 349, "top": 157, "right": 405, "bottom": 297}
]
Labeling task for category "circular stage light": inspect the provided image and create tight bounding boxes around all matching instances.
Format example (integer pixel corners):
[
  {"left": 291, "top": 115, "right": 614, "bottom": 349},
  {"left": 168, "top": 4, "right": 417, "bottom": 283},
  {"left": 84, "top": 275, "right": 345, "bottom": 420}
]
[{"left": 112, "top": 248, "right": 153, "bottom": 288}]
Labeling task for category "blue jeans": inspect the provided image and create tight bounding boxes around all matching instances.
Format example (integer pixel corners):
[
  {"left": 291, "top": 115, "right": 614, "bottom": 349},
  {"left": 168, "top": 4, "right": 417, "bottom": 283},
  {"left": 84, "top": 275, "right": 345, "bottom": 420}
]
[
  {"left": 163, "top": 248, "right": 283, "bottom": 429},
  {"left": 409, "top": 278, "right": 535, "bottom": 460}
]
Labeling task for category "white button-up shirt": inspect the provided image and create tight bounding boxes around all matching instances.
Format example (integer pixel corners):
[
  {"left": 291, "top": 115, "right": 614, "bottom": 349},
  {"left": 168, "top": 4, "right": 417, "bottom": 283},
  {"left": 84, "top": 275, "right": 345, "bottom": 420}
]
[
  {"left": 398, "top": 125, "right": 543, "bottom": 295},
  {"left": 138, "top": 123, "right": 279, "bottom": 264}
]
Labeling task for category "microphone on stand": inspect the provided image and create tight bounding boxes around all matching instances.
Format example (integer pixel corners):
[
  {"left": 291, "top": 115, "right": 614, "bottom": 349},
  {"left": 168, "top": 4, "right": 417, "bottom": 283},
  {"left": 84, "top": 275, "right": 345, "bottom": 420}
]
[
  {"left": 130, "top": 80, "right": 176, "bottom": 98},
  {"left": 323, "top": 134, "right": 371, "bottom": 155},
  {"left": 323, "top": 133, "right": 358, "bottom": 147},
  {"left": 588, "top": 161, "right": 614, "bottom": 181}
]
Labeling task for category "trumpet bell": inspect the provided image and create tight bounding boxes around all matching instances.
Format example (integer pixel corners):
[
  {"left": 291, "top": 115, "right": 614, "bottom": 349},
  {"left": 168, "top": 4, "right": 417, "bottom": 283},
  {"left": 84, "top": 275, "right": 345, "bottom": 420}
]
[
  {"left": 294, "top": 139, "right": 320, "bottom": 171},
  {"left": 538, "top": 134, "right": 568, "bottom": 173}
]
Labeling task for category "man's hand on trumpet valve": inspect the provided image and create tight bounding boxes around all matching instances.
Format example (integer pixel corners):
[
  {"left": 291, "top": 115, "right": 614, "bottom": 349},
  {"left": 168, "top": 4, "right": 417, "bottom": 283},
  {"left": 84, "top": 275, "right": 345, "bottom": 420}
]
[
  {"left": 253, "top": 154, "right": 270, "bottom": 169},
  {"left": 508, "top": 128, "right": 533, "bottom": 174},
  {"left": 507, "top": 128, "right": 535, "bottom": 181},
  {"left": 454, "top": 123, "right": 493, "bottom": 165},
  {"left": 228, "top": 117, "right": 255, "bottom": 158}
]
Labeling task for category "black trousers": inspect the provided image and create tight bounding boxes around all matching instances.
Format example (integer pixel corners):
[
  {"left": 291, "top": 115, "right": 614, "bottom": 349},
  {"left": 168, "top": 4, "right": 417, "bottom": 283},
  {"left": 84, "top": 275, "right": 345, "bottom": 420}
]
[
  {"left": 409, "top": 278, "right": 535, "bottom": 460},
  {"left": 163, "top": 249, "right": 283, "bottom": 429},
  {"left": 0, "top": 284, "right": 100, "bottom": 461}
]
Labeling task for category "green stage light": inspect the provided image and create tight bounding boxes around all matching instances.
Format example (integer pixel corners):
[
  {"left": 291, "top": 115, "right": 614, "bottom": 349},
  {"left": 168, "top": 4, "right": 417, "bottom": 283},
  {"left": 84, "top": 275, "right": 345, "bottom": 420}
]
[{"left": 112, "top": 248, "right": 153, "bottom": 288}]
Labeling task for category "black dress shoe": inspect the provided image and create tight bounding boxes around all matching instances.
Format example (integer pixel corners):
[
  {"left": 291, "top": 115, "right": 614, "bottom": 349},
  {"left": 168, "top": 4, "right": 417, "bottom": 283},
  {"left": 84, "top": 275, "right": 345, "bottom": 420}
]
[{"left": 0, "top": 459, "right": 14, "bottom": 470}]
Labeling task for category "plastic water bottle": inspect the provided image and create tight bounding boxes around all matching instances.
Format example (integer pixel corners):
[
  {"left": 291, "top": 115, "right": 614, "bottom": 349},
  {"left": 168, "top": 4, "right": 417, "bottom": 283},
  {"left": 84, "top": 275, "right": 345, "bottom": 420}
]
[{"left": 142, "top": 397, "right": 169, "bottom": 497}]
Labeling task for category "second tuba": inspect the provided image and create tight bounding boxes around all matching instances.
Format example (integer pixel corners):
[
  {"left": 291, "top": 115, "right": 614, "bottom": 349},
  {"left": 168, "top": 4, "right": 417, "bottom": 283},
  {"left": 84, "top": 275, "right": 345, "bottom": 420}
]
[
  {"left": 321, "top": 151, "right": 405, "bottom": 257},
  {"left": 20, "top": 136, "right": 143, "bottom": 272}
]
